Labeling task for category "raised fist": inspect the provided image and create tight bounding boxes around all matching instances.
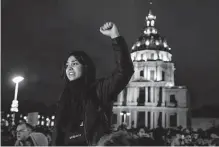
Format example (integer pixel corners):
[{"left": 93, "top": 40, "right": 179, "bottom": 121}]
[{"left": 100, "top": 22, "right": 120, "bottom": 39}]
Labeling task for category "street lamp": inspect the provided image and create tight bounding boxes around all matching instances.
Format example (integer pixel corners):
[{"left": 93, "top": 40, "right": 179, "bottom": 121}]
[
  {"left": 120, "top": 111, "right": 131, "bottom": 125},
  {"left": 10, "top": 76, "right": 24, "bottom": 125}
]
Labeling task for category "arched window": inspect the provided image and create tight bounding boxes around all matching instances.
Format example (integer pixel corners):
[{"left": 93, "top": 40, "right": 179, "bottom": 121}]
[
  {"left": 151, "top": 53, "right": 154, "bottom": 60},
  {"left": 162, "top": 71, "right": 165, "bottom": 81},
  {"left": 140, "top": 70, "right": 144, "bottom": 77},
  {"left": 170, "top": 94, "right": 177, "bottom": 107},
  {"left": 170, "top": 113, "right": 177, "bottom": 127}
]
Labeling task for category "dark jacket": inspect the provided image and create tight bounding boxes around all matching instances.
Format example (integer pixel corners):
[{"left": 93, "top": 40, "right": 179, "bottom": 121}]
[{"left": 52, "top": 36, "right": 134, "bottom": 145}]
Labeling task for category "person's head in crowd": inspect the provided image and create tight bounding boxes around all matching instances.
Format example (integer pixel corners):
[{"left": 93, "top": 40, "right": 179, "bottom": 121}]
[
  {"left": 148, "top": 130, "right": 154, "bottom": 139},
  {"left": 184, "top": 134, "right": 192, "bottom": 145},
  {"left": 203, "top": 135, "right": 211, "bottom": 145},
  {"left": 173, "top": 130, "right": 181, "bottom": 139},
  {"left": 211, "top": 138, "right": 219, "bottom": 146},
  {"left": 97, "top": 130, "right": 134, "bottom": 146},
  {"left": 16, "top": 122, "right": 33, "bottom": 141},
  {"left": 211, "top": 133, "right": 219, "bottom": 139},
  {"left": 192, "top": 131, "right": 199, "bottom": 141},
  {"left": 177, "top": 125, "right": 183, "bottom": 131},
  {"left": 111, "top": 124, "right": 117, "bottom": 132},
  {"left": 182, "top": 128, "right": 190, "bottom": 134},
  {"left": 24, "top": 132, "right": 48, "bottom": 146},
  {"left": 117, "top": 123, "right": 127, "bottom": 131},
  {"left": 137, "top": 126, "right": 147, "bottom": 138}
]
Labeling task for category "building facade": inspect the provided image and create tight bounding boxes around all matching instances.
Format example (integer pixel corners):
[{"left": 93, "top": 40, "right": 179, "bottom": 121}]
[{"left": 112, "top": 10, "right": 190, "bottom": 129}]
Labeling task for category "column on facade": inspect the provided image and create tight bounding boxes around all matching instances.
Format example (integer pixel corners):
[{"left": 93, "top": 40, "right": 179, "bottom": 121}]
[
  {"left": 162, "top": 111, "right": 165, "bottom": 127},
  {"left": 157, "top": 65, "right": 161, "bottom": 81},
  {"left": 147, "top": 66, "right": 150, "bottom": 80},
  {"left": 133, "top": 87, "right": 139, "bottom": 105},
  {"left": 162, "top": 87, "right": 165, "bottom": 106},
  {"left": 166, "top": 113, "right": 169, "bottom": 128},
  {"left": 145, "top": 110, "right": 148, "bottom": 127},
  {"left": 145, "top": 87, "right": 148, "bottom": 105},
  {"left": 118, "top": 90, "right": 124, "bottom": 105},
  {"left": 151, "top": 86, "right": 154, "bottom": 103},
  {"left": 133, "top": 67, "right": 136, "bottom": 80},
  {"left": 150, "top": 111, "right": 154, "bottom": 129},
  {"left": 154, "top": 111, "right": 158, "bottom": 128},
  {"left": 117, "top": 110, "right": 122, "bottom": 126},
  {"left": 133, "top": 110, "right": 137, "bottom": 128},
  {"left": 145, "top": 65, "right": 148, "bottom": 80},
  {"left": 126, "top": 87, "right": 131, "bottom": 105},
  {"left": 154, "top": 87, "right": 158, "bottom": 104},
  {"left": 128, "top": 87, "right": 133, "bottom": 105}
]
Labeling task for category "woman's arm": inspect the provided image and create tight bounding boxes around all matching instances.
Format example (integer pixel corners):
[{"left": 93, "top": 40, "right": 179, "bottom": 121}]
[{"left": 97, "top": 22, "right": 134, "bottom": 103}]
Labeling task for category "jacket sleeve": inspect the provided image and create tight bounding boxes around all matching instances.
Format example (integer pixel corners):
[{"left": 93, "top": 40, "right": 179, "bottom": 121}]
[{"left": 96, "top": 36, "right": 134, "bottom": 104}]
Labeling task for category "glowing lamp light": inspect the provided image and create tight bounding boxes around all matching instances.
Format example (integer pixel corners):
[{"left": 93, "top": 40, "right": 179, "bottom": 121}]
[
  {"left": 37, "top": 121, "right": 40, "bottom": 125},
  {"left": 46, "top": 118, "right": 50, "bottom": 121},
  {"left": 20, "top": 114, "right": 23, "bottom": 118},
  {"left": 38, "top": 115, "right": 40, "bottom": 118},
  {"left": 145, "top": 40, "right": 150, "bottom": 46},
  {"left": 120, "top": 112, "right": 124, "bottom": 116},
  {"left": 164, "top": 42, "right": 168, "bottom": 48},
  {"left": 147, "top": 20, "right": 150, "bottom": 26},
  {"left": 51, "top": 121, "right": 54, "bottom": 126},
  {"left": 155, "top": 41, "right": 159, "bottom": 45},
  {"left": 24, "top": 116, "right": 27, "bottom": 120},
  {"left": 147, "top": 29, "right": 151, "bottom": 34},
  {"left": 46, "top": 122, "right": 49, "bottom": 126},
  {"left": 11, "top": 107, "right": 18, "bottom": 112},
  {"left": 52, "top": 116, "right": 55, "bottom": 119},
  {"left": 132, "top": 45, "right": 135, "bottom": 50},
  {"left": 7, "top": 114, "right": 10, "bottom": 118},
  {"left": 12, "top": 76, "right": 24, "bottom": 84},
  {"left": 5, "top": 121, "right": 9, "bottom": 126},
  {"left": 127, "top": 113, "right": 131, "bottom": 116},
  {"left": 41, "top": 121, "right": 44, "bottom": 125},
  {"left": 137, "top": 42, "right": 141, "bottom": 47},
  {"left": 42, "top": 116, "right": 44, "bottom": 119},
  {"left": 151, "top": 20, "right": 155, "bottom": 26},
  {"left": 152, "top": 29, "right": 156, "bottom": 34}
]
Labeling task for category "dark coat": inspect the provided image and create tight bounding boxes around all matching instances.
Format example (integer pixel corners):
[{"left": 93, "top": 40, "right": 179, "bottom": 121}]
[{"left": 52, "top": 36, "right": 134, "bottom": 145}]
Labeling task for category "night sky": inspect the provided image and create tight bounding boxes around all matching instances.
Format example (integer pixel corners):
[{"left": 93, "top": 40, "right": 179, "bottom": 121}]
[{"left": 2, "top": 0, "right": 219, "bottom": 110}]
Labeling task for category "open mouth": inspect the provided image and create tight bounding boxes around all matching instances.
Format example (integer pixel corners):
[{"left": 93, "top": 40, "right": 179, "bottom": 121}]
[{"left": 68, "top": 72, "right": 75, "bottom": 76}]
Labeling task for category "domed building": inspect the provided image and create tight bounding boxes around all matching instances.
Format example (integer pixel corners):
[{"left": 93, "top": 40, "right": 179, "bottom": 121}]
[{"left": 112, "top": 10, "right": 190, "bottom": 129}]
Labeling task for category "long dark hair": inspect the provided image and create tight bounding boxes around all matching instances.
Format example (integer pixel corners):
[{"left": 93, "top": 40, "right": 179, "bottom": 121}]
[{"left": 54, "top": 51, "right": 96, "bottom": 132}]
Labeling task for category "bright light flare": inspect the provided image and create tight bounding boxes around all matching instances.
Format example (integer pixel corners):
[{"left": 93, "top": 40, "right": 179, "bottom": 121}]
[{"left": 12, "top": 76, "right": 24, "bottom": 83}]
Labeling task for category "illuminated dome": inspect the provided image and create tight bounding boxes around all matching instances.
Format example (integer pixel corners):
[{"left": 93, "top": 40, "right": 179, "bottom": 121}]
[{"left": 131, "top": 10, "right": 171, "bottom": 54}]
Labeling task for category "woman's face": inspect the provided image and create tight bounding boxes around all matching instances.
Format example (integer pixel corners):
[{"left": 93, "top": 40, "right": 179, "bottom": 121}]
[{"left": 66, "top": 56, "right": 84, "bottom": 81}]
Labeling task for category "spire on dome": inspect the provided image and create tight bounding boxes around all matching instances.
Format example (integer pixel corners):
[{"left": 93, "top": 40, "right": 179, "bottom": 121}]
[
  {"left": 131, "top": 0, "right": 171, "bottom": 54},
  {"left": 146, "top": 0, "right": 156, "bottom": 26},
  {"left": 149, "top": 0, "right": 153, "bottom": 14}
]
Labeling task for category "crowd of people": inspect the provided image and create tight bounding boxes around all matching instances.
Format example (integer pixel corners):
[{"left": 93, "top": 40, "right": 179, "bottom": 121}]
[
  {"left": 1, "top": 122, "right": 53, "bottom": 146},
  {"left": 1, "top": 121, "right": 219, "bottom": 146},
  {"left": 107, "top": 124, "right": 219, "bottom": 146}
]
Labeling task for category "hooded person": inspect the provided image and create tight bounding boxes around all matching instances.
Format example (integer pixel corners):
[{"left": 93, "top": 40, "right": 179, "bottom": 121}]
[
  {"left": 52, "top": 22, "right": 134, "bottom": 146},
  {"left": 24, "top": 132, "right": 48, "bottom": 146}
]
